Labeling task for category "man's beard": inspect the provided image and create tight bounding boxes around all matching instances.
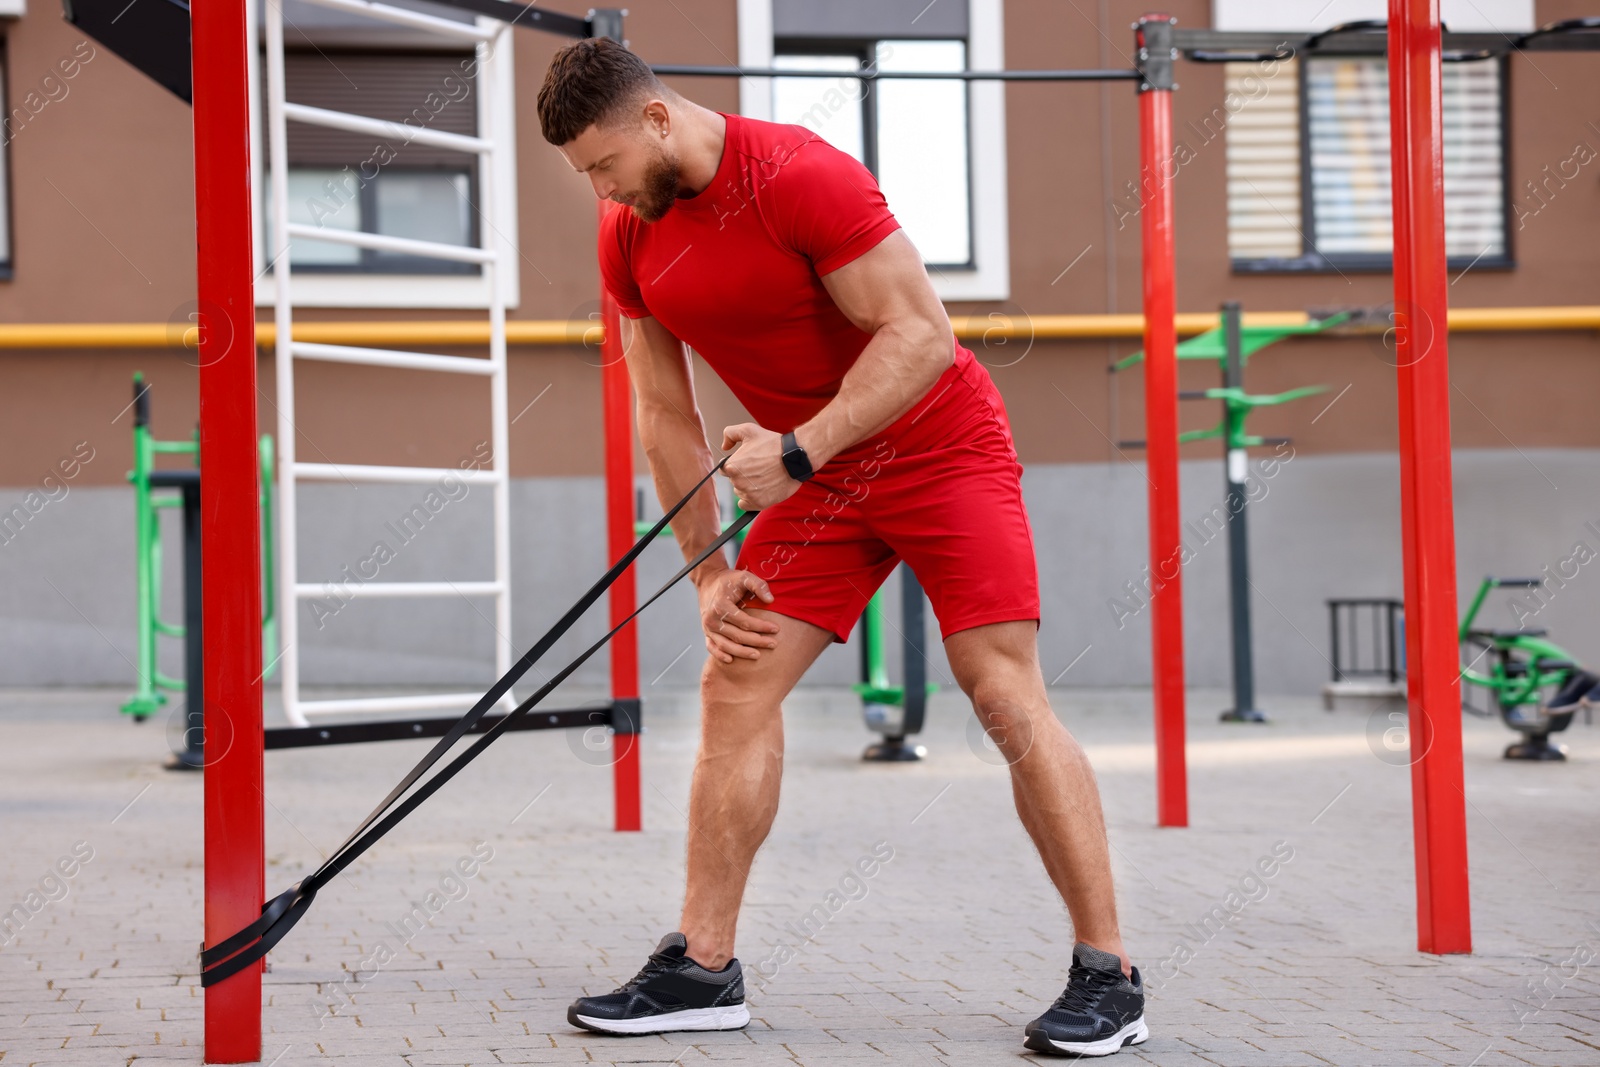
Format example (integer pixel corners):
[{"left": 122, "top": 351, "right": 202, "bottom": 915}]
[{"left": 631, "top": 144, "right": 682, "bottom": 223}]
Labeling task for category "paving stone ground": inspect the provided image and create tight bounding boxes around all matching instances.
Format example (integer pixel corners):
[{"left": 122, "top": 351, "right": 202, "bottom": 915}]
[{"left": 2, "top": 683, "right": 1598, "bottom": 1066}]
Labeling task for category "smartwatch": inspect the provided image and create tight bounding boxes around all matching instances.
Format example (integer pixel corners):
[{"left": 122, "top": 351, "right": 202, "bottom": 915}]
[{"left": 780, "top": 431, "right": 815, "bottom": 483}]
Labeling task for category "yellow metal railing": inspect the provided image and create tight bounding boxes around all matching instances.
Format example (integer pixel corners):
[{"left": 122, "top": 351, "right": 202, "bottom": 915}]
[{"left": 0, "top": 306, "right": 1596, "bottom": 349}]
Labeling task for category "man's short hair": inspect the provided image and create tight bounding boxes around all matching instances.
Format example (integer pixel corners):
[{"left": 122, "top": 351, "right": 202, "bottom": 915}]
[{"left": 537, "top": 37, "right": 668, "bottom": 146}]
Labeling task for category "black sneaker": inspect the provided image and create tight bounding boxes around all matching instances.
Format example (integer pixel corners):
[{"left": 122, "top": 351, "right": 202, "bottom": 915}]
[
  {"left": 567, "top": 932, "right": 750, "bottom": 1035},
  {"left": 1024, "top": 942, "right": 1148, "bottom": 1057}
]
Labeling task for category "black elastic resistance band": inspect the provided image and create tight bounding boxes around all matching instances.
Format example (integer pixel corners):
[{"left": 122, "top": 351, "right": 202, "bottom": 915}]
[{"left": 201, "top": 456, "right": 753, "bottom": 986}]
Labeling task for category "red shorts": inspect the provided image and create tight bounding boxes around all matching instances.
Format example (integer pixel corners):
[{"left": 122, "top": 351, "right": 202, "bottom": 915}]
[{"left": 735, "top": 349, "right": 1041, "bottom": 643}]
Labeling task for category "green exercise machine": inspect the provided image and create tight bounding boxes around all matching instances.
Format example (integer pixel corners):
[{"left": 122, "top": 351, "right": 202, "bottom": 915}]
[
  {"left": 1332, "top": 578, "right": 1590, "bottom": 761},
  {"left": 1459, "top": 575, "right": 1590, "bottom": 760},
  {"left": 1117, "top": 302, "right": 1347, "bottom": 722},
  {"left": 122, "top": 374, "right": 277, "bottom": 766}
]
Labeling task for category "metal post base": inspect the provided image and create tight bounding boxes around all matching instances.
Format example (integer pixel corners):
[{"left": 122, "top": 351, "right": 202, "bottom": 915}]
[
  {"left": 862, "top": 736, "right": 927, "bottom": 762},
  {"left": 1504, "top": 736, "right": 1567, "bottom": 761},
  {"left": 1220, "top": 707, "right": 1269, "bottom": 723},
  {"left": 165, "top": 752, "right": 205, "bottom": 771}
]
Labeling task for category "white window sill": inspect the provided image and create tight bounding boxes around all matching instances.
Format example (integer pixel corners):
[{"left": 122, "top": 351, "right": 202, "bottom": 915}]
[{"left": 927, "top": 265, "right": 1009, "bottom": 303}]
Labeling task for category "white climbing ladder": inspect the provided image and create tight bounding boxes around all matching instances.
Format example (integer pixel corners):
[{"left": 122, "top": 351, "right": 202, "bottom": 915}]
[{"left": 263, "top": 0, "right": 515, "bottom": 727}]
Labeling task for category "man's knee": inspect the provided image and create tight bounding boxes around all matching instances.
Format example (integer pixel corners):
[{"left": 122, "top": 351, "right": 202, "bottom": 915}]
[{"left": 969, "top": 682, "right": 1042, "bottom": 764}]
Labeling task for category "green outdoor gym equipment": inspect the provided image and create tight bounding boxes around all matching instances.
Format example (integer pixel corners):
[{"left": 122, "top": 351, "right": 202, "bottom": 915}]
[
  {"left": 121, "top": 373, "right": 278, "bottom": 721},
  {"left": 1118, "top": 304, "right": 1349, "bottom": 722},
  {"left": 1459, "top": 575, "right": 1583, "bottom": 760},
  {"left": 1115, "top": 308, "right": 1349, "bottom": 449}
]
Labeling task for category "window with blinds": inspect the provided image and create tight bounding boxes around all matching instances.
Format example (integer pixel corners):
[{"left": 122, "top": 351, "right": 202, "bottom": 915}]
[
  {"left": 267, "top": 51, "right": 482, "bottom": 274},
  {"left": 1224, "top": 59, "right": 1303, "bottom": 261},
  {"left": 1226, "top": 55, "right": 1509, "bottom": 270}
]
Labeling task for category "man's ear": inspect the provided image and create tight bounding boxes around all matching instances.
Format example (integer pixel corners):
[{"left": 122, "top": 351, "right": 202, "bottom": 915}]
[{"left": 643, "top": 98, "right": 671, "bottom": 138}]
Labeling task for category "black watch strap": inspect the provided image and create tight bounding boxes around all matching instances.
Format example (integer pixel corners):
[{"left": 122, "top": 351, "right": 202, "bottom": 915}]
[{"left": 781, "top": 431, "right": 815, "bottom": 482}]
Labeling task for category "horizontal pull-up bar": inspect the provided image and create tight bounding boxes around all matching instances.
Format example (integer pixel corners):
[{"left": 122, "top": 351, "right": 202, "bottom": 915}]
[
  {"left": 420, "top": 0, "right": 592, "bottom": 38},
  {"left": 1176, "top": 17, "right": 1600, "bottom": 62},
  {"left": 649, "top": 64, "right": 1143, "bottom": 82}
]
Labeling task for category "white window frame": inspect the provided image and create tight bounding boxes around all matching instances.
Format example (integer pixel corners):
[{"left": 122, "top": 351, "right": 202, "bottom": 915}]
[
  {"left": 735, "top": 0, "right": 1009, "bottom": 302},
  {"left": 246, "top": 2, "right": 520, "bottom": 309}
]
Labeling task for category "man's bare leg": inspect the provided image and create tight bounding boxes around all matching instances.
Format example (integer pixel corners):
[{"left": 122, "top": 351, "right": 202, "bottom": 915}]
[
  {"left": 678, "top": 609, "right": 836, "bottom": 969},
  {"left": 945, "top": 620, "right": 1129, "bottom": 975}
]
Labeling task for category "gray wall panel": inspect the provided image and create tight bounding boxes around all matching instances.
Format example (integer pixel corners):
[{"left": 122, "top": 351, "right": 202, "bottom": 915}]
[{"left": 5, "top": 451, "right": 1597, "bottom": 713}]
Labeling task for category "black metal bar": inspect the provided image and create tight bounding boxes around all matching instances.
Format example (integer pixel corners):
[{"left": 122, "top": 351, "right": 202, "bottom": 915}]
[
  {"left": 1388, "top": 602, "right": 1401, "bottom": 684},
  {"left": 900, "top": 567, "right": 928, "bottom": 739},
  {"left": 418, "top": 0, "right": 593, "bottom": 38},
  {"left": 648, "top": 65, "right": 1142, "bottom": 82},
  {"left": 148, "top": 469, "right": 200, "bottom": 488},
  {"left": 1371, "top": 602, "right": 1382, "bottom": 680},
  {"left": 1330, "top": 602, "right": 1342, "bottom": 683},
  {"left": 1349, "top": 600, "right": 1358, "bottom": 676},
  {"left": 1303, "top": 19, "right": 1388, "bottom": 53},
  {"left": 1498, "top": 54, "right": 1516, "bottom": 271},
  {"left": 1218, "top": 303, "right": 1264, "bottom": 723},
  {"left": 1173, "top": 26, "right": 1600, "bottom": 61},
  {"left": 1187, "top": 50, "right": 1294, "bottom": 63},
  {"left": 861, "top": 564, "right": 929, "bottom": 762},
  {"left": 264, "top": 705, "right": 619, "bottom": 750},
  {"left": 1297, "top": 55, "right": 1317, "bottom": 260},
  {"left": 1522, "top": 16, "right": 1600, "bottom": 39},
  {"left": 169, "top": 478, "right": 206, "bottom": 769}
]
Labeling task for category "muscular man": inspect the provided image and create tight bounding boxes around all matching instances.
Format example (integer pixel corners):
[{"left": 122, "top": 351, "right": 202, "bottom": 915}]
[{"left": 537, "top": 39, "right": 1146, "bottom": 1058}]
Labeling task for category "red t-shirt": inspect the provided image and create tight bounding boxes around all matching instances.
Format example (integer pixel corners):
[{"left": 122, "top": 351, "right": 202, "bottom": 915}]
[{"left": 599, "top": 113, "right": 970, "bottom": 434}]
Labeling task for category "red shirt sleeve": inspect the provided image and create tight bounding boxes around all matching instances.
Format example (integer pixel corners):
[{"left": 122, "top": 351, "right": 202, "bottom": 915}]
[
  {"left": 768, "top": 136, "right": 902, "bottom": 276},
  {"left": 598, "top": 207, "right": 652, "bottom": 319}
]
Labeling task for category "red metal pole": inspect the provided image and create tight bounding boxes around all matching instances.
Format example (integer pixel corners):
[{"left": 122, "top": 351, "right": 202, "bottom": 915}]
[
  {"left": 599, "top": 202, "right": 642, "bottom": 833},
  {"left": 194, "top": 0, "right": 265, "bottom": 1058},
  {"left": 1137, "top": 15, "right": 1188, "bottom": 828},
  {"left": 1388, "top": 0, "right": 1472, "bottom": 954}
]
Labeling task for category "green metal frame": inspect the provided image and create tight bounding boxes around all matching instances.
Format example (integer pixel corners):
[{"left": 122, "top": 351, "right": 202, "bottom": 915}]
[
  {"left": 852, "top": 589, "right": 937, "bottom": 708},
  {"left": 1118, "top": 313, "right": 1350, "bottom": 449},
  {"left": 121, "top": 373, "right": 278, "bottom": 720},
  {"left": 1458, "top": 576, "right": 1577, "bottom": 713}
]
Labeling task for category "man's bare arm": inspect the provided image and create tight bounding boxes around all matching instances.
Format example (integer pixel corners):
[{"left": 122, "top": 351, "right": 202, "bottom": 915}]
[
  {"left": 798, "top": 230, "right": 954, "bottom": 468},
  {"left": 623, "top": 313, "right": 780, "bottom": 660},
  {"left": 620, "top": 314, "right": 729, "bottom": 587}
]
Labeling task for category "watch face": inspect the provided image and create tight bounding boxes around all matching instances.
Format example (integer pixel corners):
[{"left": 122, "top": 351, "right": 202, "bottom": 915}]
[{"left": 782, "top": 437, "right": 812, "bottom": 480}]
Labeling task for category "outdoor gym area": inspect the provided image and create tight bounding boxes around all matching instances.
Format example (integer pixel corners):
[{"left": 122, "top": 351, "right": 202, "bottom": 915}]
[{"left": 3, "top": 0, "right": 1600, "bottom": 1064}]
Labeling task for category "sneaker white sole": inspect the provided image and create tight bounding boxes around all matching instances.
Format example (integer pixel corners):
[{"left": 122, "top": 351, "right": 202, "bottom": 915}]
[
  {"left": 1035, "top": 1016, "right": 1148, "bottom": 1057},
  {"left": 573, "top": 1004, "right": 750, "bottom": 1035}
]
